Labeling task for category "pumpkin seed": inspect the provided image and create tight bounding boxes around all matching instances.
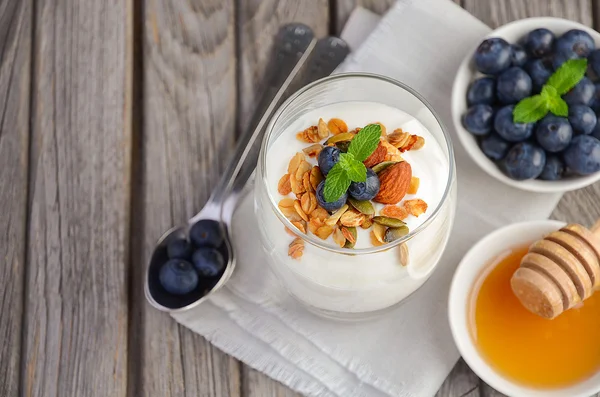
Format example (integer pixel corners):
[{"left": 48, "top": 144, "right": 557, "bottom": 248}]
[
  {"left": 373, "top": 216, "right": 406, "bottom": 228},
  {"left": 384, "top": 226, "right": 410, "bottom": 243},
  {"left": 347, "top": 197, "right": 375, "bottom": 215},
  {"left": 324, "top": 132, "right": 354, "bottom": 145},
  {"left": 372, "top": 161, "right": 398, "bottom": 174},
  {"left": 335, "top": 141, "right": 351, "bottom": 153}
]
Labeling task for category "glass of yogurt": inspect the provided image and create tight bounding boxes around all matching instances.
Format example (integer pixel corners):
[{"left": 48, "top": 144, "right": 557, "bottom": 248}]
[{"left": 255, "top": 73, "right": 457, "bottom": 319}]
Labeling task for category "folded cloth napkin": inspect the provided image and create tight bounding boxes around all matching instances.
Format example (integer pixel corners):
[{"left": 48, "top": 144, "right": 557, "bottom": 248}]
[{"left": 173, "top": 1, "right": 564, "bottom": 396}]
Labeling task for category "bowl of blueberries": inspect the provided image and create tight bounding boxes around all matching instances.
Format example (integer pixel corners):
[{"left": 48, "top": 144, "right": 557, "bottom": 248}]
[
  {"left": 452, "top": 17, "right": 600, "bottom": 193},
  {"left": 145, "top": 219, "right": 233, "bottom": 313}
]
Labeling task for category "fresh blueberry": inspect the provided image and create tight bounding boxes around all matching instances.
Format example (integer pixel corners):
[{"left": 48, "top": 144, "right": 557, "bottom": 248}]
[
  {"left": 494, "top": 105, "right": 534, "bottom": 142},
  {"left": 590, "top": 84, "right": 600, "bottom": 113},
  {"left": 588, "top": 49, "right": 600, "bottom": 81},
  {"left": 510, "top": 44, "right": 528, "bottom": 67},
  {"left": 316, "top": 180, "right": 347, "bottom": 213},
  {"left": 480, "top": 133, "right": 511, "bottom": 161},
  {"left": 348, "top": 168, "right": 380, "bottom": 201},
  {"left": 568, "top": 105, "right": 597, "bottom": 135},
  {"left": 192, "top": 248, "right": 225, "bottom": 277},
  {"left": 462, "top": 105, "right": 494, "bottom": 136},
  {"left": 502, "top": 142, "right": 546, "bottom": 180},
  {"left": 552, "top": 51, "right": 578, "bottom": 70},
  {"left": 535, "top": 115, "right": 573, "bottom": 152},
  {"left": 523, "top": 28, "right": 555, "bottom": 58},
  {"left": 563, "top": 77, "right": 595, "bottom": 106},
  {"left": 467, "top": 77, "right": 496, "bottom": 106},
  {"left": 189, "top": 219, "right": 224, "bottom": 248},
  {"left": 318, "top": 146, "right": 341, "bottom": 176},
  {"left": 563, "top": 135, "right": 600, "bottom": 175},
  {"left": 496, "top": 67, "right": 532, "bottom": 104},
  {"left": 159, "top": 259, "right": 198, "bottom": 295},
  {"left": 555, "top": 29, "right": 595, "bottom": 58},
  {"left": 539, "top": 155, "right": 565, "bottom": 180},
  {"left": 592, "top": 120, "right": 600, "bottom": 140},
  {"left": 524, "top": 58, "right": 553, "bottom": 92},
  {"left": 167, "top": 238, "right": 193, "bottom": 260},
  {"left": 474, "top": 38, "right": 512, "bottom": 75}
]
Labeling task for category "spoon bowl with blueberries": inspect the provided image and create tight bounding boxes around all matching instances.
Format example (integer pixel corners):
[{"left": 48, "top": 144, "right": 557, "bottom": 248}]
[{"left": 452, "top": 17, "right": 600, "bottom": 193}]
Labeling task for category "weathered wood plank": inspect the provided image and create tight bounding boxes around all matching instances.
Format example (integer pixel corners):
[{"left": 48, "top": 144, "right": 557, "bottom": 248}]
[
  {"left": 435, "top": 360, "right": 481, "bottom": 397},
  {"left": 0, "top": 0, "right": 32, "bottom": 396},
  {"left": 236, "top": 0, "right": 329, "bottom": 131},
  {"left": 22, "top": 1, "right": 133, "bottom": 396},
  {"left": 457, "top": 2, "right": 597, "bottom": 396},
  {"left": 130, "top": 0, "right": 241, "bottom": 396},
  {"left": 236, "top": 1, "right": 329, "bottom": 394}
]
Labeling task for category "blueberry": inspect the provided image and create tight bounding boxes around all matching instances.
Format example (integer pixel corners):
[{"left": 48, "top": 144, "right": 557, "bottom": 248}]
[
  {"left": 159, "top": 259, "right": 198, "bottom": 295},
  {"left": 348, "top": 168, "right": 380, "bottom": 201},
  {"left": 539, "top": 155, "right": 565, "bottom": 180},
  {"left": 568, "top": 105, "right": 597, "bottom": 135},
  {"left": 588, "top": 49, "right": 600, "bottom": 80},
  {"left": 555, "top": 29, "right": 595, "bottom": 58},
  {"left": 502, "top": 142, "right": 546, "bottom": 180},
  {"left": 318, "top": 146, "right": 341, "bottom": 176},
  {"left": 535, "top": 115, "right": 573, "bottom": 152},
  {"left": 552, "top": 51, "right": 578, "bottom": 70},
  {"left": 467, "top": 77, "right": 496, "bottom": 106},
  {"left": 462, "top": 104, "right": 494, "bottom": 136},
  {"left": 496, "top": 67, "right": 532, "bottom": 104},
  {"left": 563, "top": 135, "right": 600, "bottom": 175},
  {"left": 167, "top": 238, "right": 193, "bottom": 260},
  {"left": 563, "top": 77, "right": 595, "bottom": 106},
  {"left": 494, "top": 105, "right": 534, "bottom": 142},
  {"left": 315, "top": 180, "right": 347, "bottom": 213},
  {"left": 523, "top": 28, "right": 555, "bottom": 58},
  {"left": 480, "top": 133, "right": 511, "bottom": 161},
  {"left": 192, "top": 248, "right": 225, "bottom": 277},
  {"left": 474, "top": 38, "right": 512, "bottom": 75},
  {"left": 590, "top": 84, "right": 600, "bottom": 113},
  {"left": 189, "top": 220, "right": 224, "bottom": 248},
  {"left": 524, "top": 58, "right": 553, "bottom": 92},
  {"left": 510, "top": 44, "right": 528, "bottom": 67},
  {"left": 592, "top": 120, "right": 600, "bottom": 140}
]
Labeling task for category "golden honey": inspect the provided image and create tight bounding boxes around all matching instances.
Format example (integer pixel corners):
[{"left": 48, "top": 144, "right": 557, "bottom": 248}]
[{"left": 469, "top": 245, "right": 600, "bottom": 388}]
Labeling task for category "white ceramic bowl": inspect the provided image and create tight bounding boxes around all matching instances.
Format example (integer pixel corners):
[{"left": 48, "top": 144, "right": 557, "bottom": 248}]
[
  {"left": 452, "top": 17, "right": 600, "bottom": 193},
  {"left": 448, "top": 220, "right": 600, "bottom": 397}
]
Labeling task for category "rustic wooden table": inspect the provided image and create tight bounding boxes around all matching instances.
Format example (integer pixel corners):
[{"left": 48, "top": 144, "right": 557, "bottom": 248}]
[{"left": 2, "top": 0, "right": 600, "bottom": 396}]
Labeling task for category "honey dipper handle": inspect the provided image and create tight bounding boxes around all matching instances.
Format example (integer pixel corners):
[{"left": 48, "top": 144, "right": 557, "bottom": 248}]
[{"left": 592, "top": 219, "right": 600, "bottom": 236}]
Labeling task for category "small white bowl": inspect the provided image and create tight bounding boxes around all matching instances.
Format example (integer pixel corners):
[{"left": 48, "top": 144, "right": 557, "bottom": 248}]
[
  {"left": 448, "top": 220, "right": 600, "bottom": 397},
  {"left": 452, "top": 17, "right": 600, "bottom": 193}
]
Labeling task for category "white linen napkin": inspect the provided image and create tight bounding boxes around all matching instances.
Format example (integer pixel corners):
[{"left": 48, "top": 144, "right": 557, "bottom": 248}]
[{"left": 172, "top": 1, "right": 564, "bottom": 396}]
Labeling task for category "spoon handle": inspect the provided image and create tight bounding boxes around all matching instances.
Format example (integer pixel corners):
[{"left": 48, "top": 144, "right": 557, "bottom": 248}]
[{"left": 195, "top": 24, "right": 316, "bottom": 222}]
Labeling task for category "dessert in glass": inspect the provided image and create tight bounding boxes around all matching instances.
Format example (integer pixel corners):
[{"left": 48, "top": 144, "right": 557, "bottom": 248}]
[{"left": 254, "top": 73, "right": 457, "bottom": 319}]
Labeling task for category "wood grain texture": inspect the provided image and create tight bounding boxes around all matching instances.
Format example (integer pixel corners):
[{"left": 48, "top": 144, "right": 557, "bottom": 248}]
[
  {"left": 458, "top": 2, "right": 598, "bottom": 397},
  {"left": 435, "top": 360, "right": 480, "bottom": 397},
  {"left": 0, "top": 0, "right": 32, "bottom": 396},
  {"left": 131, "top": 0, "right": 241, "bottom": 396},
  {"left": 236, "top": 0, "right": 329, "bottom": 132},
  {"left": 235, "top": 0, "right": 329, "bottom": 394},
  {"left": 22, "top": 0, "right": 133, "bottom": 396},
  {"left": 332, "top": 0, "right": 395, "bottom": 35}
]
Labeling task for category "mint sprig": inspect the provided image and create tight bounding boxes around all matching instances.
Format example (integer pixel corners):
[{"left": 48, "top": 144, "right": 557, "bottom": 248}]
[
  {"left": 323, "top": 124, "right": 381, "bottom": 202},
  {"left": 513, "top": 58, "right": 587, "bottom": 123}
]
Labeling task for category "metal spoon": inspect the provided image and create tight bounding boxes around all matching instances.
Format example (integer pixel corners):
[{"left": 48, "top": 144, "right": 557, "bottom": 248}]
[{"left": 145, "top": 28, "right": 351, "bottom": 313}]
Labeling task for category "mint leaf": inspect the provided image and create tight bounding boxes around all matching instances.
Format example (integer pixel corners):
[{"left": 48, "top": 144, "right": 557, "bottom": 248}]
[
  {"left": 348, "top": 124, "right": 381, "bottom": 161},
  {"left": 338, "top": 152, "right": 367, "bottom": 182},
  {"left": 548, "top": 95, "right": 569, "bottom": 117},
  {"left": 323, "top": 163, "right": 351, "bottom": 202},
  {"left": 513, "top": 95, "right": 549, "bottom": 123},
  {"left": 541, "top": 85, "right": 557, "bottom": 100},
  {"left": 546, "top": 58, "right": 587, "bottom": 95}
]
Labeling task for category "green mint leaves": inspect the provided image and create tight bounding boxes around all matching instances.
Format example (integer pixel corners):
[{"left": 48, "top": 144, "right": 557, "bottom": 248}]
[
  {"left": 323, "top": 124, "right": 381, "bottom": 202},
  {"left": 513, "top": 58, "right": 587, "bottom": 123}
]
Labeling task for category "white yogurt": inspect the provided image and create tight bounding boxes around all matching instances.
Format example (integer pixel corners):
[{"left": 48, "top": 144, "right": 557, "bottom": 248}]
[{"left": 255, "top": 101, "right": 455, "bottom": 314}]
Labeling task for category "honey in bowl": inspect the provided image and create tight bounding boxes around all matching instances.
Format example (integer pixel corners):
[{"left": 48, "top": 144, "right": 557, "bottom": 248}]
[{"left": 469, "top": 244, "right": 600, "bottom": 389}]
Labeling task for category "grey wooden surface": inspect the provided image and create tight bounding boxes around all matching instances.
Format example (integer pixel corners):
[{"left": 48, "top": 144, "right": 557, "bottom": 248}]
[{"left": 1, "top": 0, "right": 600, "bottom": 396}]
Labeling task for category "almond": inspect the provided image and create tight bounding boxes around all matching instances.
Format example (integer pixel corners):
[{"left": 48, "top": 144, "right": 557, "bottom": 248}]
[
  {"left": 363, "top": 142, "right": 387, "bottom": 168},
  {"left": 373, "top": 161, "right": 412, "bottom": 204}
]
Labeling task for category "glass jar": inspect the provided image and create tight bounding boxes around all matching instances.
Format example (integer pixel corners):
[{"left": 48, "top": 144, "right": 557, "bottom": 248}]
[{"left": 254, "top": 73, "right": 457, "bottom": 319}]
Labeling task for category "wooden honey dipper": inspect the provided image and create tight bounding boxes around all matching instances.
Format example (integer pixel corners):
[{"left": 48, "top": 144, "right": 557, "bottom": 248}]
[{"left": 510, "top": 220, "right": 600, "bottom": 319}]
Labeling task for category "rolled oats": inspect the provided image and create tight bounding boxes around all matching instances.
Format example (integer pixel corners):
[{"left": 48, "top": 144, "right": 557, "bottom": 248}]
[
  {"left": 317, "top": 118, "right": 330, "bottom": 139},
  {"left": 310, "top": 166, "right": 324, "bottom": 191},
  {"left": 278, "top": 174, "right": 292, "bottom": 195},
  {"left": 339, "top": 209, "right": 365, "bottom": 227},
  {"left": 404, "top": 199, "right": 428, "bottom": 217},
  {"left": 296, "top": 126, "right": 320, "bottom": 143},
  {"left": 332, "top": 227, "right": 346, "bottom": 247},
  {"left": 294, "top": 200, "right": 309, "bottom": 222},
  {"left": 290, "top": 174, "right": 306, "bottom": 195},
  {"left": 315, "top": 224, "right": 335, "bottom": 240},
  {"left": 291, "top": 220, "right": 307, "bottom": 234},
  {"left": 327, "top": 118, "right": 348, "bottom": 135},
  {"left": 303, "top": 144, "right": 323, "bottom": 158},
  {"left": 302, "top": 171, "right": 313, "bottom": 193},
  {"left": 308, "top": 217, "right": 324, "bottom": 234},
  {"left": 372, "top": 223, "right": 386, "bottom": 243},
  {"left": 301, "top": 191, "right": 317, "bottom": 215},
  {"left": 398, "top": 243, "right": 409, "bottom": 267},
  {"left": 310, "top": 207, "right": 329, "bottom": 222},
  {"left": 325, "top": 204, "right": 349, "bottom": 226},
  {"left": 381, "top": 205, "right": 409, "bottom": 220},
  {"left": 341, "top": 226, "right": 356, "bottom": 244},
  {"left": 278, "top": 198, "right": 296, "bottom": 217},
  {"left": 288, "top": 152, "right": 305, "bottom": 175},
  {"left": 288, "top": 238, "right": 304, "bottom": 260},
  {"left": 360, "top": 217, "right": 373, "bottom": 229}
]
